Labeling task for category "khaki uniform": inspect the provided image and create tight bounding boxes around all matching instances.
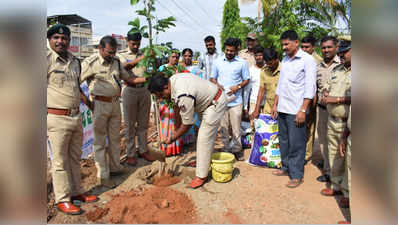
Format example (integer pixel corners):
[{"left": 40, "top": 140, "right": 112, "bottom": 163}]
[
  {"left": 325, "top": 64, "right": 351, "bottom": 191},
  {"left": 47, "top": 48, "right": 83, "bottom": 203},
  {"left": 238, "top": 49, "right": 255, "bottom": 68},
  {"left": 170, "top": 73, "right": 228, "bottom": 178},
  {"left": 342, "top": 106, "right": 351, "bottom": 198},
  {"left": 316, "top": 56, "right": 340, "bottom": 174},
  {"left": 118, "top": 49, "right": 151, "bottom": 157},
  {"left": 81, "top": 53, "right": 131, "bottom": 179},
  {"left": 260, "top": 63, "right": 280, "bottom": 114},
  {"left": 304, "top": 52, "right": 323, "bottom": 160}
]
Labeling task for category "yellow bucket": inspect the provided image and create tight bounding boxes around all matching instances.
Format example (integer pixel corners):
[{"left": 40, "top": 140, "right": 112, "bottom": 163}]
[{"left": 211, "top": 152, "right": 235, "bottom": 183}]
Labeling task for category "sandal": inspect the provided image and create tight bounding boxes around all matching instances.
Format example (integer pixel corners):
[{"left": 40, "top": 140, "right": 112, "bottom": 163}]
[
  {"left": 286, "top": 179, "right": 303, "bottom": 188},
  {"left": 189, "top": 176, "right": 208, "bottom": 189},
  {"left": 272, "top": 170, "right": 288, "bottom": 176}
]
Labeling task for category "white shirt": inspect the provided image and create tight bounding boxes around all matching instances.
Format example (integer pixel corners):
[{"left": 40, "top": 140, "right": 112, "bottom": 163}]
[
  {"left": 275, "top": 49, "right": 317, "bottom": 115},
  {"left": 198, "top": 50, "right": 223, "bottom": 80},
  {"left": 243, "top": 64, "right": 265, "bottom": 110}
]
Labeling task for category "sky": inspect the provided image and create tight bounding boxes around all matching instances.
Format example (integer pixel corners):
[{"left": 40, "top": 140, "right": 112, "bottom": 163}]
[{"left": 47, "top": 0, "right": 259, "bottom": 54}]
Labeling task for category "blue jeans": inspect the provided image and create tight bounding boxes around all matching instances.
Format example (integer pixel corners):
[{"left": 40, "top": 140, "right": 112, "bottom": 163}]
[{"left": 277, "top": 112, "right": 307, "bottom": 179}]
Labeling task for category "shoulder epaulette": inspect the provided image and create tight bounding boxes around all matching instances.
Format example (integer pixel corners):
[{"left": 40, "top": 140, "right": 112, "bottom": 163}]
[{"left": 84, "top": 54, "right": 99, "bottom": 65}]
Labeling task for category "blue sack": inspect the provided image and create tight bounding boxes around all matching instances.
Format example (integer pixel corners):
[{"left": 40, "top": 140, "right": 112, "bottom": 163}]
[{"left": 248, "top": 114, "right": 281, "bottom": 168}]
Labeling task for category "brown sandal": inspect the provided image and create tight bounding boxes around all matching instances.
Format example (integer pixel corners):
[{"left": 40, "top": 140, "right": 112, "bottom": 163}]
[
  {"left": 272, "top": 170, "right": 288, "bottom": 176},
  {"left": 286, "top": 179, "right": 303, "bottom": 188}
]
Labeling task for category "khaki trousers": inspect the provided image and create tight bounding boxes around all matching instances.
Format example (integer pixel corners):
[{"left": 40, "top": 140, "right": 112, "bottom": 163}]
[
  {"left": 47, "top": 113, "right": 83, "bottom": 203},
  {"left": 93, "top": 99, "right": 123, "bottom": 179},
  {"left": 342, "top": 134, "right": 351, "bottom": 198},
  {"left": 327, "top": 116, "right": 346, "bottom": 191},
  {"left": 220, "top": 103, "right": 243, "bottom": 153},
  {"left": 305, "top": 104, "right": 316, "bottom": 160},
  {"left": 196, "top": 93, "right": 228, "bottom": 178},
  {"left": 316, "top": 107, "right": 330, "bottom": 174},
  {"left": 122, "top": 86, "right": 151, "bottom": 157}
]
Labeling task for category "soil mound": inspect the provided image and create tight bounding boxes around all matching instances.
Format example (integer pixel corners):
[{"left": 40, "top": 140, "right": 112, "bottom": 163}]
[
  {"left": 152, "top": 174, "right": 181, "bottom": 187},
  {"left": 87, "top": 186, "right": 197, "bottom": 224}
]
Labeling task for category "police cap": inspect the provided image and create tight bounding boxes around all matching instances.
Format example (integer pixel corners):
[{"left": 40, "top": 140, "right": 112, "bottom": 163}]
[{"left": 47, "top": 24, "right": 71, "bottom": 39}]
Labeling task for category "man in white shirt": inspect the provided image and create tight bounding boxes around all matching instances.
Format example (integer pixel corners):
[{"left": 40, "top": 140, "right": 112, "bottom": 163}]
[
  {"left": 243, "top": 46, "right": 265, "bottom": 122},
  {"left": 198, "top": 35, "right": 221, "bottom": 80},
  {"left": 271, "top": 30, "right": 317, "bottom": 188}
]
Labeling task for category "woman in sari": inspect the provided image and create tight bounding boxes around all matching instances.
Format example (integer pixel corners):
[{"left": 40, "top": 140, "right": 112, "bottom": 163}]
[{"left": 157, "top": 50, "right": 195, "bottom": 156}]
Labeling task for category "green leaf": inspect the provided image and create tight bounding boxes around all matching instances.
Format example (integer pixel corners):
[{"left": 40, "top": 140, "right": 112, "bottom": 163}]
[
  {"left": 128, "top": 18, "right": 140, "bottom": 28},
  {"left": 130, "top": 0, "right": 139, "bottom": 6}
]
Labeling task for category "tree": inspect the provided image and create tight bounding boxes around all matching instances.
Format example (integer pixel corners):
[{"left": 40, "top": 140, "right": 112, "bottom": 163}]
[
  {"left": 220, "top": 0, "right": 248, "bottom": 50},
  {"left": 129, "top": 0, "right": 177, "bottom": 77},
  {"left": 238, "top": 0, "right": 351, "bottom": 56},
  {"left": 193, "top": 51, "right": 201, "bottom": 61}
]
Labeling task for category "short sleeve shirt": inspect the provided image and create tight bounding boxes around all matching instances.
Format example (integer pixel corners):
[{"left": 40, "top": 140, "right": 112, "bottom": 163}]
[
  {"left": 81, "top": 53, "right": 131, "bottom": 97},
  {"left": 118, "top": 48, "right": 145, "bottom": 77},
  {"left": 317, "top": 56, "right": 340, "bottom": 105},
  {"left": 325, "top": 64, "right": 351, "bottom": 118},
  {"left": 170, "top": 73, "right": 219, "bottom": 125},
  {"left": 210, "top": 55, "right": 250, "bottom": 107},
  {"left": 238, "top": 49, "right": 256, "bottom": 68},
  {"left": 260, "top": 63, "right": 281, "bottom": 114},
  {"left": 47, "top": 48, "right": 81, "bottom": 109}
]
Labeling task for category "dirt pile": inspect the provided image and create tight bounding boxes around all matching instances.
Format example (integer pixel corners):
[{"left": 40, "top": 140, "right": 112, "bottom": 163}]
[
  {"left": 152, "top": 173, "right": 181, "bottom": 187},
  {"left": 87, "top": 186, "right": 197, "bottom": 224}
]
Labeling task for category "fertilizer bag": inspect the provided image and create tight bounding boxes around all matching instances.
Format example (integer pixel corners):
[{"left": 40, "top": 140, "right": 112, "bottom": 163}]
[{"left": 248, "top": 114, "right": 281, "bottom": 168}]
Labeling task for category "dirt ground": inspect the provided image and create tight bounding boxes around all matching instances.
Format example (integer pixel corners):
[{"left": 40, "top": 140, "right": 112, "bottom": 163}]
[{"left": 47, "top": 118, "right": 350, "bottom": 224}]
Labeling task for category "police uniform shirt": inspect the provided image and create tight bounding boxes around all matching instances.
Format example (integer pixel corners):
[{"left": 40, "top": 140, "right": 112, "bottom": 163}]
[
  {"left": 260, "top": 62, "right": 281, "bottom": 114},
  {"left": 317, "top": 55, "right": 340, "bottom": 104},
  {"left": 325, "top": 64, "right": 351, "bottom": 118},
  {"left": 238, "top": 49, "right": 256, "bottom": 68},
  {"left": 170, "top": 73, "right": 219, "bottom": 125},
  {"left": 47, "top": 48, "right": 81, "bottom": 109},
  {"left": 81, "top": 53, "right": 131, "bottom": 97},
  {"left": 118, "top": 48, "right": 145, "bottom": 77}
]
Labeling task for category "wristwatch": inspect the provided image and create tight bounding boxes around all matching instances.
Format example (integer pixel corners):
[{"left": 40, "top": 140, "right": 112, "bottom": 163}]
[
  {"left": 300, "top": 109, "right": 306, "bottom": 113},
  {"left": 238, "top": 84, "right": 242, "bottom": 89}
]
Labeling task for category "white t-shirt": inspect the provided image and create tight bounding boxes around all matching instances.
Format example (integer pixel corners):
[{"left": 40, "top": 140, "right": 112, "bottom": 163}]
[{"left": 244, "top": 64, "right": 265, "bottom": 110}]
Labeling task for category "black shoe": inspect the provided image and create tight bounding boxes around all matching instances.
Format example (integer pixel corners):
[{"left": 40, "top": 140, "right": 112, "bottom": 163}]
[
  {"left": 233, "top": 152, "right": 245, "bottom": 161},
  {"left": 316, "top": 174, "right": 330, "bottom": 182}
]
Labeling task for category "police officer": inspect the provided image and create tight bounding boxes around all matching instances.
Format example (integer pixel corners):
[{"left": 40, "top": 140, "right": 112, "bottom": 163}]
[
  {"left": 315, "top": 36, "right": 340, "bottom": 183},
  {"left": 47, "top": 24, "right": 98, "bottom": 215},
  {"left": 320, "top": 36, "right": 351, "bottom": 197},
  {"left": 81, "top": 36, "right": 147, "bottom": 188},
  {"left": 338, "top": 105, "right": 351, "bottom": 224},
  {"left": 238, "top": 33, "right": 258, "bottom": 67},
  {"left": 118, "top": 32, "right": 154, "bottom": 166},
  {"left": 148, "top": 73, "right": 228, "bottom": 189}
]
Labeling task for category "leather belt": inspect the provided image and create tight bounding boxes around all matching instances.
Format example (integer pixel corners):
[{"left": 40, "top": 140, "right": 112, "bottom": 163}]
[
  {"left": 213, "top": 88, "right": 222, "bottom": 102},
  {"left": 47, "top": 107, "right": 79, "bottom": 116},
  {"left": 94, "top": 95, "right": 114, "bottom": 102},
  {"left": 208, "top": 88, "right": 223, "bottom": 108},
  {"left": 330, "top": 116, "right": 348, "bottom": 122},
  {"left": 317, "top": 103, "right": 327, "bottom": 110},
  {"left": 127, "top": 83, "right": 145, "bottom": 88}
]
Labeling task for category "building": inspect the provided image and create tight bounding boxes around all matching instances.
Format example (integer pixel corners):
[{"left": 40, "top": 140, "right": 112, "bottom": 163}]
[{"left": 47, "top": 14, "right": 93, "bottom": 59}]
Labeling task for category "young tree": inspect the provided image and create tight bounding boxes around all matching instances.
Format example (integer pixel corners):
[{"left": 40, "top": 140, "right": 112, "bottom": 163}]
[{"left": 220, "top": 0, "right": 248, "bottom": 50}]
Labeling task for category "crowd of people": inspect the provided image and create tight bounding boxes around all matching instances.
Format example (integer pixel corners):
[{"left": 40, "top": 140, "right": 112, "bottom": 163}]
[{"left": 46, "top": 23, "right": 351, "bottom": 223}]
